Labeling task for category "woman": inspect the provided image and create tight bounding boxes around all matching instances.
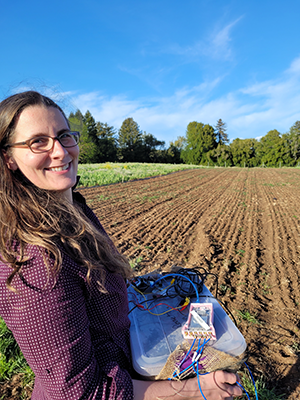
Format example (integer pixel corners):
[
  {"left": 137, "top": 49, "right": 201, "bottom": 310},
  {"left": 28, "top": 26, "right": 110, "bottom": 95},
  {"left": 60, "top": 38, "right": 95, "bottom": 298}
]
[{"left": 0, "top": 91, "right": 242, "bottom": 399}]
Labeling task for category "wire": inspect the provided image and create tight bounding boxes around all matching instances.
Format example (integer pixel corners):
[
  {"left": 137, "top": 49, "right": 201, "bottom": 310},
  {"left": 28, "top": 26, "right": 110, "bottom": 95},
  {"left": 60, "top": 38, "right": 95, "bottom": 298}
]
[
  {"left": 144, "top": 302, "right": 185, "bottom": 316},
  {"left": 152, "top": 273, "right": 201, "bottom": 303},
  {"left": 244, "top": 362, "right": 258, "bottom": 400},
  {"left": 197, "top": 295, "right": 238, "bottom": 327},
  {"left": 191, "top": 355, "right": 255, "bottom": 400},
  {"left": 196, "top": 363, "right": 208, "bottom": 400},
  {"left": 173, "top": 338, "right": 210, "bottom": 379},
  {"left": 129, "top": 283, "right": 189, "bottom": 316},
  {"left": 129, "top": 268, "right": 256, "bottom": 400},
  {"left": 178, "top": 338, "right": 196, "bottom": 370},
  {"left": 128, "top": 297, "right": 160, "bottom": 314},
  {"left": 236, "top": 382, "right": 251, "bottom": 400},
  {"left": 205, "top": 270, "right": 219, "bottom": 299},
  {"left": 171, "top": 267, "right": 206, "bottom": 300}
]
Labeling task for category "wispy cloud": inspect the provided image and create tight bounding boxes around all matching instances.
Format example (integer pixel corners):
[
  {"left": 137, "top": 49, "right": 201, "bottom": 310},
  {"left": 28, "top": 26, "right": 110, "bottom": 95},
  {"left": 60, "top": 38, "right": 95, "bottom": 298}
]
[
  {"left": 207, "top": 16, "right": 243, "bottom": 61},
  {"left": 165, "top": 16, "right": 243, "bottom": 63},
  {"left": 114, "top": 17, "right": 243, "bottom": 96},
  {"left": 70, "top": 55, "right": 300, "bottom": 144}
]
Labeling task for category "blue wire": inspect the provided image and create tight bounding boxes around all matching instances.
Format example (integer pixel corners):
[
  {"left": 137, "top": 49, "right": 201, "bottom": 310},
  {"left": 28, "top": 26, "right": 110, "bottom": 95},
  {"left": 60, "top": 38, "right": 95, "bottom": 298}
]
[
  {"left": 152, "top": 276, "right": 256, "bottom": 400},
  {"left": 244, "top": 362, "right": 259, "bottom": 400},
  {"left": 178, "top": 338, "right": 196, "bottom": 368},
  {"left": 236, "top": 381, "right": 251, "bottom": 400},
  {"left": 195, "top": 371, "right": 251, "bottom": 400},
  {"left": 172, "top": 338, "right": 196, "bottom": 379},
  {"left": 173, "top": 338, "right": 210, "bottom": 378},
  {"left": 173, "top": 337, "right": 254, "bottom": 400},
  {"left": 151, "top": 273, "right": 200, "bottom": 302},
  {"left": 196, "top": 358, "right": 208, "bottom": 400},
  {"left": 173, "top": 338, "right": 196, "bottom": 378}
]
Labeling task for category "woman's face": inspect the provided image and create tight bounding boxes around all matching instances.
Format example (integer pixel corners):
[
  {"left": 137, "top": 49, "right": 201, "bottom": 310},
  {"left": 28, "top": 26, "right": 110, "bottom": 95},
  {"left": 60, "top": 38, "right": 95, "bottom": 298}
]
[{"left": 4, "top": 105, "right": 79, "bottom": 201}]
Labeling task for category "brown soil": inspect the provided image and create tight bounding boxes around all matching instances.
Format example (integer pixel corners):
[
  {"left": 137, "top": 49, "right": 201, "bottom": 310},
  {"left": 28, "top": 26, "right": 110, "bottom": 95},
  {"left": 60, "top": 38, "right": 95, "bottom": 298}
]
[
  {"left": 80, "top": 168, "right": 300, "bottom": 399},
  {"left": 2, "top": 168, "right": 300, "bottom": 399}
]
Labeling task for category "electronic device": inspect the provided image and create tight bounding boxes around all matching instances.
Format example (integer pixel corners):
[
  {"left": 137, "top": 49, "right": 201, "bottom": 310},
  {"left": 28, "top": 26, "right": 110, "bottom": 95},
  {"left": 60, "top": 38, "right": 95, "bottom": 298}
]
[{"left": 182, "top": 303, "right": 216, "bottom": 340}]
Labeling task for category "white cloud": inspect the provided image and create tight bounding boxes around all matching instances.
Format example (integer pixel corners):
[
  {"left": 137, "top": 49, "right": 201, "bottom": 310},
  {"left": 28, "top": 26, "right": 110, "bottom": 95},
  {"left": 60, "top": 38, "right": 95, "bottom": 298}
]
[
  {"left": 287, "top": 57, "right": 300, "bottom": 74},
  {"left": 209, "top": 17, "right": 243, "bottom": 61},
  {"left": 165, "top": 16, "right": 243, "bottom": 63},
  {"left": 70, "top": 55, "right": 300, "bottom": 144}
]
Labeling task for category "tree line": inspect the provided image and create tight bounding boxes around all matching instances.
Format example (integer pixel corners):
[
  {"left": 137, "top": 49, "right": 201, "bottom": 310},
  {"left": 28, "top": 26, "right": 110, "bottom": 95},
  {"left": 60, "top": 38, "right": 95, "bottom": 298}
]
[
  {"left": 181, "top": 119, "right": 300, "bottom": 167},
  {"left": 68, "top": 110, "right": 182, "bottom": 164},
  {"left": 69, "top": 110, "right": 300, "bottom": 167}
]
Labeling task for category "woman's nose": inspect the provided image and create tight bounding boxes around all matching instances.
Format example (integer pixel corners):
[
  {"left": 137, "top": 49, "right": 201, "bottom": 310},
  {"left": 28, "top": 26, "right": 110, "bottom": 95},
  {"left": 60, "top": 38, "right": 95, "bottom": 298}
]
[{"left": 51, "top": 138, "right": 68, "bottom": 156}]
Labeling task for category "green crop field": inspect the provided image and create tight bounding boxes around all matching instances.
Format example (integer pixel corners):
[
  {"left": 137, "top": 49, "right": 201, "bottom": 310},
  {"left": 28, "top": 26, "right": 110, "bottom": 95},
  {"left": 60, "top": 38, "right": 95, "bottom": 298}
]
[{"left": 77, "top": 162, "right": 204, "bottom": 187}]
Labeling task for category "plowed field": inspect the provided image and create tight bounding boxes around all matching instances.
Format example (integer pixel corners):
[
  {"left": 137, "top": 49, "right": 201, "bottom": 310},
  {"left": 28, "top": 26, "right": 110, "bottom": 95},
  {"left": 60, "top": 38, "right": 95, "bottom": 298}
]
[{"left": 79, "top": 168, "right": 300, "bottom": 399}]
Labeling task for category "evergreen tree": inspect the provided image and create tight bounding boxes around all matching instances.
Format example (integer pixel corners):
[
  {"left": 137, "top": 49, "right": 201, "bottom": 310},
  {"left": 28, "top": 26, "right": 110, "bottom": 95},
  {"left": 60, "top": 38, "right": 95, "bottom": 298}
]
[
  {"left": 230, "top": 138, "right": 258, "bottom": 167},
  {"left": 118, "top": 118, "right": 143, "bottom": 162},
  {"left": 288, "top": 121, "right": 300, "bottom": 162},
  {"left": 257, "top": 129, "right": 285, "bottom": 167},
  {"left": 75, "top": 109, "right": 84, "bottom": 121},
  {"left": 181, "top": 122, "right": 217, "bottom": 165},
  {"left": 96, "top": 122, "right": 118, "bottom": 162},
  {"left": 280, "top": 133, "right": 296, "bottom": 166},
  {"left": 215, "top": 119, "right": 229, "bottom": 144},
  {"left": 68, "top": 109, "right": 84, "bottom": 132},
  {"left": 79, "top": 111, "right": 99, "bottom": 164},
  {"left": 207, "top": 143, "right": 233, "bottom": 166},
  {"left": 83, "top": 111, "right": 98, "bottom": 144}
]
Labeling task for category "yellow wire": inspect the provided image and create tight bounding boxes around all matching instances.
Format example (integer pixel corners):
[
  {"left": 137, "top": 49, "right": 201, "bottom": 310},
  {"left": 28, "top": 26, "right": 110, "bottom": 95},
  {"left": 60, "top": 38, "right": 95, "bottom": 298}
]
[{"left": 132, "top": 282, "right": 189, "bottom": 316}]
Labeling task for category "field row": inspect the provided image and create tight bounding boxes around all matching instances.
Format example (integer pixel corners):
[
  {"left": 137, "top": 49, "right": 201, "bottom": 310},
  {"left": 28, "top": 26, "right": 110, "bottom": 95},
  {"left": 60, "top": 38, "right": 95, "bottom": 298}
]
[{"left": 79, "top": 168, "right": 300, "bottom": 399}]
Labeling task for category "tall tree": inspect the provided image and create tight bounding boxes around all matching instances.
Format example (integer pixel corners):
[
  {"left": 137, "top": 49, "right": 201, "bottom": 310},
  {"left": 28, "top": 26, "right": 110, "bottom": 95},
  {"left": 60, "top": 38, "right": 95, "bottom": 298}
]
[
  {"left": 96, "top": 122, "right": 117, "bottom": 162},
  {"left": 174, "top": 136, "right": 186, "bottom": 149},
  {"left": 165, "top": 145, "right": 182, "bottom": 164},
  {"left": 118, "top": 118, "right": 143, "bottom": 162},
  {"left": 215, "top": 119, "right": 229, "bottom": 144},
  {"left": 83, "top": 111, "right": 98, "bottom": 144},
  {"left": 141, "top": 132, "right": 165, "bottom": 162},
  {"left": 181, "top": 122, "right": 217, "bottom": 165},
  {"left": 167, "top": 136, "right": 186, "bottom": 164},
  {"left": 229, "top": 138, "right": 258, "bottom": 167},
  {"left": 207, "top": 143, "right": 233, "bottom": 166},
  {"left": 68, "top": 109, "right": 83, "bottom": 132},
  {"left": 280, "top": 133, "right": 296, "bottom": 166},
  {"left": 288, "top": 121, "right": 300, "bottom": 162},
  {"left": 256, "top": 129, "right": 285, "bottom": 167},
  {"left": 79, "top": 111, "right": 99, "bottom": 164}
]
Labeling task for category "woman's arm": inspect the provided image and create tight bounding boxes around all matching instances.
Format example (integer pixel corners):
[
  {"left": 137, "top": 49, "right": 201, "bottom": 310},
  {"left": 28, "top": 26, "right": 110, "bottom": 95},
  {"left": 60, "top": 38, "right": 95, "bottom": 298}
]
[{"left": 133, "top": 371, "right": 243, "bottom": 400}]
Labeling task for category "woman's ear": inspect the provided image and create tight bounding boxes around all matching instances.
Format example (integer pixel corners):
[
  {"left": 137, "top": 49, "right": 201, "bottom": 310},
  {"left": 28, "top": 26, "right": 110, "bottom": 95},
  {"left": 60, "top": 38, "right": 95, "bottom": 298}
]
[{"left": 2, "top": 150, "right": 18, "bottom": 171}]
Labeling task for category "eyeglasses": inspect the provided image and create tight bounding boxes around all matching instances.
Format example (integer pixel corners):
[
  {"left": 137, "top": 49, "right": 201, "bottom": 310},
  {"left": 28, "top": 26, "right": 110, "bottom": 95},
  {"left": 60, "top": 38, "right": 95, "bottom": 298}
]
[{"left": 5, "top": 131, "right": 80, "bottom": 154}]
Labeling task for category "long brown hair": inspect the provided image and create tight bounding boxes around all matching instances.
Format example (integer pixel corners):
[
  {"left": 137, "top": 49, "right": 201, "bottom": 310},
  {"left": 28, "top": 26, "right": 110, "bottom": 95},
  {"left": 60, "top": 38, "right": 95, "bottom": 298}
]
[{"left": 0, "top": 91, "right": 132, "bottom": 291}]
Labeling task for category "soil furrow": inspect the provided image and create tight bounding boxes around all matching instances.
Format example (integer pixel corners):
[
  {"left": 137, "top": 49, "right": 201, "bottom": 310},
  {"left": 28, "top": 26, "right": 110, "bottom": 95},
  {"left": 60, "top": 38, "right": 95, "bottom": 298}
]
[{"left": 76, "top": 168, "right": 300, "bottom": 399}]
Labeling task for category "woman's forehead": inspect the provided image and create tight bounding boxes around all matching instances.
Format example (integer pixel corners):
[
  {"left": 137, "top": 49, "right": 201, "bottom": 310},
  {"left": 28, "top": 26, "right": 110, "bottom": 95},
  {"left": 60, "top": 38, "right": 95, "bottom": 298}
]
[{"left": 14, "top": 106, "right": 68, "bottom": 139}]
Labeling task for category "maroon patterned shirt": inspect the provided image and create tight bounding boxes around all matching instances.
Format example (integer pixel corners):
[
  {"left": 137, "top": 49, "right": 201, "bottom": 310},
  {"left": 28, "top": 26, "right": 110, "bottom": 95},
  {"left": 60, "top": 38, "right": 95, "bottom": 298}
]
[{"left": 0, "top": 195, "right": 134, "bottom": 399}]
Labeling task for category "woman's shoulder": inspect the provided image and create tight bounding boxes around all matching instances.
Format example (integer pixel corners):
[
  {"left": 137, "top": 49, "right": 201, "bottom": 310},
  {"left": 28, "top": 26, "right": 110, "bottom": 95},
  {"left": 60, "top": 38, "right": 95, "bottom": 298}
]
[
  {"left": 72, "top": 190, "right": 87, "bottom": 205},
  {"left": 73, "top": 191, "right": 108, "bottom": 235}
]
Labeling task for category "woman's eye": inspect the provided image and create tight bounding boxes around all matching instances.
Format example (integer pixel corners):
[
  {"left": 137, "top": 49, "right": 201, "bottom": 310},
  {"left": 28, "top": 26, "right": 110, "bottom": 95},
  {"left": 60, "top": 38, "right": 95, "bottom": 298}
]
[
  {"left": 59, "top": 133, "right": 70, "bottom": 139},
  {"left": 31, "top": 137, "right": 48, "bottom": 145}
]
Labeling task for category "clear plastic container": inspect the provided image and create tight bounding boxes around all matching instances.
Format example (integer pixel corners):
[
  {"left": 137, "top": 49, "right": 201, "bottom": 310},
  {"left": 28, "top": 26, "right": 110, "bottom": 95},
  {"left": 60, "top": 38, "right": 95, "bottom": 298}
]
[{"left": 128, "top": 283, "right": 247, "bottom": 377}]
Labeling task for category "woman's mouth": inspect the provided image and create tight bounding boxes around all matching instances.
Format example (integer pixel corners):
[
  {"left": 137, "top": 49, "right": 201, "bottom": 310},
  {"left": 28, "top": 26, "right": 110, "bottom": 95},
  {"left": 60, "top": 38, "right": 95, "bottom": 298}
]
[{"left": 48, "top": 163, "right": 70, "bottom": 172}]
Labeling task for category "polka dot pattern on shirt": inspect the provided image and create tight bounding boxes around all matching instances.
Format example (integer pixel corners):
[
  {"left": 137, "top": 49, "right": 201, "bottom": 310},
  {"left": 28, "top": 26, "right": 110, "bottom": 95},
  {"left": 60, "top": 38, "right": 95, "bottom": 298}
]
[{"left": 0, "top": 201, "right": 134, "bottom": 400}]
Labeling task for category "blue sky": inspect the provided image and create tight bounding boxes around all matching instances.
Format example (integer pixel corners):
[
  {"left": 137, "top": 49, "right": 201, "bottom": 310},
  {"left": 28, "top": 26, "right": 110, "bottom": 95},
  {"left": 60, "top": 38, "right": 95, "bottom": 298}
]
[{"left": 1, "top": 0, "right": 300, "bottom": 144}]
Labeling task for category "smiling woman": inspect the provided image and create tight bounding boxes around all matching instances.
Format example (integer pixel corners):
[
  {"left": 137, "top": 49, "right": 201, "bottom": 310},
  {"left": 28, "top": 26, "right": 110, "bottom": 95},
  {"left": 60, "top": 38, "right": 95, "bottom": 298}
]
[
  {"left": 0, "top": 91, "right": 243, "bottom": 400},
  {"left": 2, "top": 104, "right": 80, "bottom": 203}
]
